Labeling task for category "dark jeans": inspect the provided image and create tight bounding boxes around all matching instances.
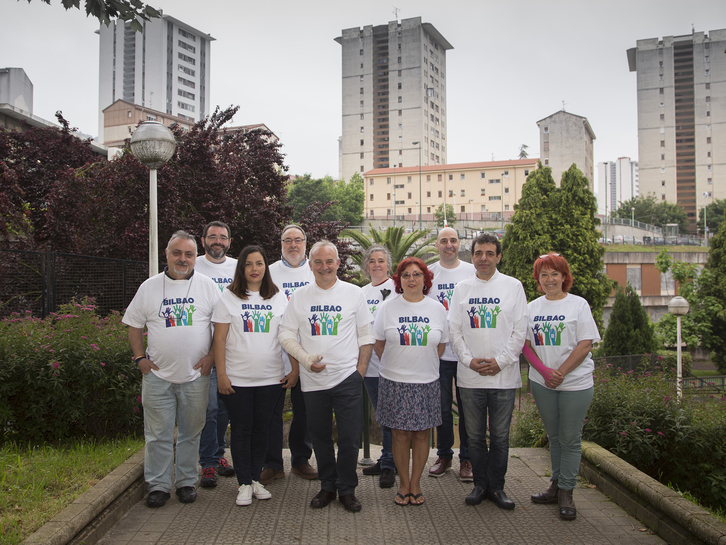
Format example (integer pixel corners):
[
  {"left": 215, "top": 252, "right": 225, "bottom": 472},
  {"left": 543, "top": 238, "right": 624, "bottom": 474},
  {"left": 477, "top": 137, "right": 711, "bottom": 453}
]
[
  {"left": 303, "top": 371, "right": 364, "bottom": 496},
  {"left": 263, "top": 380, "right": 313, "bottom": 470},
  {"left": 363, "top": 376, "right": 395, "bottom": 470},
  {"left": 459, "top": 387, "right": 516, "bottom": 492},
  {"left": 436, "top": 360, "right": 469, "bottom": 461},
  {"left": 198, "top": 367, "right": 230, "bottom": 469},
  {"left": 221, "top": 383, "right": 283, "bottom": 486}
]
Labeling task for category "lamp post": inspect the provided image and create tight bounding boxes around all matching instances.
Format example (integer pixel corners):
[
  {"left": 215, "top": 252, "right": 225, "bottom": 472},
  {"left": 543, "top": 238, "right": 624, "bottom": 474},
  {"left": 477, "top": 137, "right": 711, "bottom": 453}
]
[
  {"left": 668, "top": 296, "right": 690, "bottom": 399},
  {"left": 413, "top": 141, "right": 422, "bottom": 230},
  {"left": 631, "top": 207, "right": 635, "bottom": 227},
  {"left": 392, "top": 165, "right": 397, "bottom": 228},
  {"left": 130, "top": 121, "right": 177, "bottom": 277},
  {"left": 469, "top": 198, "right": 473, "bottom": 222},
  {"left": 703, "top": 191, "right": 711, "bottom": 243},
  {"left": 501, "top": 173, "right": 506, "bottom": 229}
]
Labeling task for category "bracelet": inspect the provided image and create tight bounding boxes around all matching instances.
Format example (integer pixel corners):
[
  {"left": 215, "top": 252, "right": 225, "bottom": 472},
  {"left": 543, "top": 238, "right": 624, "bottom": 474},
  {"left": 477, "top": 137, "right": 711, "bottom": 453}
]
[{"left": 134, "top": 355, "right": 146, "bottom": 366}]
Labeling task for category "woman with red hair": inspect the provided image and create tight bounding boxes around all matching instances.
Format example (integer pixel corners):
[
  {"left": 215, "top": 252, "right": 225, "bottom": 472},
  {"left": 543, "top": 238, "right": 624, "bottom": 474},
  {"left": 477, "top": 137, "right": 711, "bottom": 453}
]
[
  {"left": 373, "top": 257, "right": 448, "bottom": 506},
  {"left": 526, "top": 253, "right": 600, "bottom": 521}
]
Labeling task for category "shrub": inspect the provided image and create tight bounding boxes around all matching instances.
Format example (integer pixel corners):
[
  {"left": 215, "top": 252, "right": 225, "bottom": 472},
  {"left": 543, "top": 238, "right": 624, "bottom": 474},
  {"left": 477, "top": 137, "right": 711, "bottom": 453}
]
[
  {"left": 0, "top": 299, "right": 142, "bottom": 443},
  {"left": 598, "top": 283, "right": 658, "bottom": 357},
  {"left": 510, "top": 393, "right": 546, "bottom": 448}
]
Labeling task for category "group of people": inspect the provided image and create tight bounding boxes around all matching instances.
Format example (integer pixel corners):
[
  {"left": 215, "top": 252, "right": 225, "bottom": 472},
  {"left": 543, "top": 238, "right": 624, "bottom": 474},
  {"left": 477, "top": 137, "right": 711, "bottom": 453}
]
[{"left": 123, "top": 222, "right": 600, "bottom": 520}]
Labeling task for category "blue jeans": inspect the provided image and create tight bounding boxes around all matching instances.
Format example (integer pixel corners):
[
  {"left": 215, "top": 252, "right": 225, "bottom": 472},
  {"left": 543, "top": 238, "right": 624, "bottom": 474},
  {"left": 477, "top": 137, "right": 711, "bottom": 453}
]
[
  {"left": 264, "top": 380, "right": 313, "bottom": 470},
  {"left": 142, "top": 372, "right": 209, "bottom": 492},
  {"left": 364, "top": 376, "right": 395, "bottom": 470},
  {"left": 221, "top": 384, "right": 283, "bottom": 486},
  {"left": 436, "top": 360, "right": 469, "bottom": 461},
  {"left": 459, "top": 387, "right": 516, "bottom": 492},
  {"left": 304, "top": 371, "right": 364, "bottom": 496},
  {"left": 198, "top": 367, "right": 230, "bottom": 469},
  {"left": 531, "top": 383, "right": 594, "bottom": 490}
]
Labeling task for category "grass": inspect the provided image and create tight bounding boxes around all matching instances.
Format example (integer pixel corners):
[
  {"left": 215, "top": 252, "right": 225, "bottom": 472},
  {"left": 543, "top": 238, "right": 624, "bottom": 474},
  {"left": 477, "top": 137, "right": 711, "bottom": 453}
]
[
  {"left": 0, "top": 435, "right": 144, "bottom": 545},
  {"left": 667, "top": 484, "right": 726, "bottom": 525},
  {"left": 692, "top": 370, "right": 722, "bottom": 378}
]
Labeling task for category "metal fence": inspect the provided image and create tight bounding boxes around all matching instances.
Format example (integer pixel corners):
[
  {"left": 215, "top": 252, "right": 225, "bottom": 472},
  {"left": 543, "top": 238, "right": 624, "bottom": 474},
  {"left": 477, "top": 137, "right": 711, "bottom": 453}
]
[{"left": 0, "top": 248, "right": 148, "bottom": 319}]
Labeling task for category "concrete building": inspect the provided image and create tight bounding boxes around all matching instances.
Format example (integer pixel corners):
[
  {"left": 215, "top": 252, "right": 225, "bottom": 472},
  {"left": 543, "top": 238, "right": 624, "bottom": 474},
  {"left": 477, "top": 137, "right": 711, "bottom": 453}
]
[
  {"left": 97, "top": 12, "right": 214, "bottom": 141},
  {"left": 364, "top": 158, "right": 537, "bottom": 222},
  {"left": 102, "top": 99, "right": 194, "bottom": 148},
  {"left": 537, "top": 110, "right": 596, "bottom": 189},
  {"left": 336, "top": 16, "right": 452, "bottom": 181},
  {"left": 628, "top": 29, "right": 726, "bottom": 233},
  {"left": 598, "top": 157, "right": 639, "bottom": 216}
]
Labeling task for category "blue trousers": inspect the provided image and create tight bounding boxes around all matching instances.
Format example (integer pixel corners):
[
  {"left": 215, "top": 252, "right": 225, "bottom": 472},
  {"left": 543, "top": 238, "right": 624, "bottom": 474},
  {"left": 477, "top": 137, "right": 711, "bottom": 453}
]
[
  {"left": 436, "top": 359, "right": 469, "bottom": 461},
  {"left": 198, "top": 367, "right": 230, "bottom": 469}
]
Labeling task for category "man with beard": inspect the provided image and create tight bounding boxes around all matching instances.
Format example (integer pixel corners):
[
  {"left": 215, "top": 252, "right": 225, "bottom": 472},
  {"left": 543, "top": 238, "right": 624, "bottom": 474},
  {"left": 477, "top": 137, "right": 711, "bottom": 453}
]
[
  {"left": 195, "top": 221, "right": 237, "bottom": 487},
  {"left": 123, "top": 231, "right": 219, "bottom": 507}
]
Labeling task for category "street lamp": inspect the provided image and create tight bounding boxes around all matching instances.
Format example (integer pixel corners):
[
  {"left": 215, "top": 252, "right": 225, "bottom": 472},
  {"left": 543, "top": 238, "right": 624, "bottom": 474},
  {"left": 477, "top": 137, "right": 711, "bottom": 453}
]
[
  {"left": 469, "top": 198, "right": 473, "bottom": 222},
  {"left": 501, "top": 173, "right": 506, "bottom": 229},
  {"left": 668, "top": 296, "right": 690, "bottom": 399},
  {"left": 631, "top": 207, "right": 635, "bottom": 227},
  {"left": 413, "top": 141, "right": 422, "bottom": 230},
  {"left": 703, "top": 191, "right": 711, "bottom": 243},
  {"left": 130, "top": 121, "right": 177, "bottom": 277}
]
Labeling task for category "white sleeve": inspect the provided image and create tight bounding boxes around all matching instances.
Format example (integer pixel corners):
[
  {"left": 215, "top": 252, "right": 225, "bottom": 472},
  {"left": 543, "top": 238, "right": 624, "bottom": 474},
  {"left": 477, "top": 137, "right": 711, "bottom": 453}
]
[
  {"left": 357, "top": 322, "right": 374, "bottom": 347},
  {"left": 496, "top": 283, "right": 528, "bottom": 369},
  {"left": 449, "top": 285, "right": 473, "bottom": 365},
  {"left": 278, "top": 324, "right": 320, "bottom": 372}
]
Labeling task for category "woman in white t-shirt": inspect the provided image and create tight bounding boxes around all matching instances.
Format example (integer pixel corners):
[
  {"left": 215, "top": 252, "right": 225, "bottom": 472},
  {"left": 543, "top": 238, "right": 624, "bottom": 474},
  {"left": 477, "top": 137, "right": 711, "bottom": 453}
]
[
  {"left": 525, "top": 253, "right": 600, "bottom": 521},
  {"left": 212, "top": 245, "right": 292, "bottom": 507},
  {"left": 374, "top": 257, "right": 448, "bottom": 507}
]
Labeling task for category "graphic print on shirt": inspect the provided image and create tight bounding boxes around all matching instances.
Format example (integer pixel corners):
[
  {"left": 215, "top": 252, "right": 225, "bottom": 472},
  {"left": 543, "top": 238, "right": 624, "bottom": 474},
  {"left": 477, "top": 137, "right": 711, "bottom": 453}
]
[
  {"left": 307, "top": 305, "right": 342, "bottom": 336},
  {"left": 531, "top": 315, "right": 566, "bottom": 346},
  {"left": 282, "top": 281, "right": 310, "bottom": 300},
  {"left": 210, "top": 277, "right": 233, "bottom": 293},
  {"left": 396, "top": 316, "right": 431, "bottom": 346},
  {"left": 465, "top": 297, "right": 502, "bottom": 329},
  {"left": 160, "top": 298, "right": 196, "bottom": 328},
  {"left": 435, "top": 283, "right": 455, "bottom": 310},
  {"left": 239, "top": 303, "right": 275, "bottom": 333}
]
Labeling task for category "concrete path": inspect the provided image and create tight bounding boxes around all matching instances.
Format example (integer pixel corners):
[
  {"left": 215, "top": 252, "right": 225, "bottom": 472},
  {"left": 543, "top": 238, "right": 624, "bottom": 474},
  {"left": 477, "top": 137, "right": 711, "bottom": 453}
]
[{"left": 99, "top": 448, "right": 665, "bottom": 545}]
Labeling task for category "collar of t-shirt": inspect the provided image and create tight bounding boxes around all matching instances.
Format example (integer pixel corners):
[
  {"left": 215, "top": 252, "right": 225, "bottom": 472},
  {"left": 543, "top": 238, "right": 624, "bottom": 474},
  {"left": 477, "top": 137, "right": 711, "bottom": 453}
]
[
  {"left": 475, "top": 268, "right": 499, "bottom": 284},
  {"left": 163, "top": 266, "right": 195, "bottom": 281},
  {"left": 281, "top": 256, "right": 308, "bottom": 268}
]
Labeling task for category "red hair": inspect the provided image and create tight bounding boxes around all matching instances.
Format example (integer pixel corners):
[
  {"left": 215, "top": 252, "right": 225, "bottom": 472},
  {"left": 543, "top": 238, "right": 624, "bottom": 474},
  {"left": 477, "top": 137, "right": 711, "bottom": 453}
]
[
  {"left": 393, "top": 257, "right": 434, "bottom": 295},
  {"left": 533, "top": 253, "right": 573, "bottom": 293}
]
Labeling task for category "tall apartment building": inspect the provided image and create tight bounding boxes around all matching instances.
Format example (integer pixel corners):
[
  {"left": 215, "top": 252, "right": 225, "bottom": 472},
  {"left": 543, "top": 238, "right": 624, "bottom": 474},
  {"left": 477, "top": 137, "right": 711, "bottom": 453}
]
[
  {"left": 537, "top": 110, "right": 596, "bottom": 190},
  {"left": 597, "top": 158, "right": 639, "bottom": 216},
  {"left": 97, "top": 12, "right": 213, "bottom": 142},
  {"left": 336, "top": 17, "right": 452, "bottom": 181},
  {"left": 628, "top": 29, "right": 726, "bottom": 233}
]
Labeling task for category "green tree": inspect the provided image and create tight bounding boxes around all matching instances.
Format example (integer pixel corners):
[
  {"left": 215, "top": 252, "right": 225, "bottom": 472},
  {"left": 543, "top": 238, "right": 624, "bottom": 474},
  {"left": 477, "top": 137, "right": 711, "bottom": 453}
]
[
  {"left": 434, "top": 203, "right": 456, "bottom": 227},
  {"left": 341, "top": 225, "right": 436, "bottom": 272},
  {"left": 287, "top": 173, "right": 363, "bottom": 225},
  {"left": 336, "top": 172, "right": 364, "bottom": 225},
  {"left": 697, "top": 210, "right": 726, "bottom": 372},
  {"left": 518, "top": 144, "right": 529, "bottom": 159},
  {"left": 612, "top": 195, "right": 688, "bottom": 233},
  {"left": 24, "top": 0, "right": 160, "bottom": 31},
  {"left": 697, "top": 198, "right": 726, "bottom": 238},
  {"left": 599, "top": 283, "right": 658, "bottom": 357}
]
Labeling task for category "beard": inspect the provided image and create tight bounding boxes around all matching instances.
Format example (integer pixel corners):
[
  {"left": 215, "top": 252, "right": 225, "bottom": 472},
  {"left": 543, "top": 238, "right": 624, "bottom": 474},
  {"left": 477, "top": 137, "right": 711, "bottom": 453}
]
[{"left": 204, "top": 242, "right": 227, "bottom": 260}]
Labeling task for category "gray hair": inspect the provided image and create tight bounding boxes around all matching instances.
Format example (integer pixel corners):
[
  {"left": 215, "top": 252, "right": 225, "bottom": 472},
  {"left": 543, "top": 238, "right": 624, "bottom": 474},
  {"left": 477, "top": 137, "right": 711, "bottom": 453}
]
[
  {"left": 281, "top": 224, "right": 307, "bottom": 241},
  {"left": 166, "top": 230, "right": 197, "bottom": 251},
  {"left": 362, "top": 244, "right": 392, "bottom": 281},
  {"left": 309, "top": 239, "right": 338, "bottom": 260}
]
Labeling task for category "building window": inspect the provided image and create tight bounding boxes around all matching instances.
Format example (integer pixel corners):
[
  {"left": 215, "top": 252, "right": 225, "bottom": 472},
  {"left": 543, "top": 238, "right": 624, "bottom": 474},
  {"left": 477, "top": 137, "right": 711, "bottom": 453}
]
[
  {"left": 407, "top": 176, "right": 411, "bottom": 182},
  {"left": 360, "top": 49, "right": 363, "bottom": 55},
  {"left": 706, "top": 69, "right": 710, "bottom": 76},
  {"left": 460, "top": 205, "right": 465, "bottom": 213},
  {"left": 360, "top": 127, "right": 364, "bottom": 133},
  {"left": 489, "top": 196, "right": 501, "bottom": 201},
  {"left": 398, "top": 96, "right": 402, "bottom": 103},
  {"left": 489, "top": 178, "right": 501, "bottom": 184},
  {"left": 360, "top": 139, "right": 364, "bottom": 145},
  {"left": 504, "top": 187, "right": 509, "bottom": 194},
  {"left": 505, "top": 205, "right": 510, "bottom": 211},
  {"left": 360, "top": 87, "right": 364, "bottom": 94},
  {"left": 706, "top": 96, "right": 711, "bottom": 102},
  {"left": 178, "top": 64, "right": 195, "bottom": 76},
  {"left": 387, "top": 193, "right": 391, "bottom": 200},
  {"left": 706, "top": 110, "right": 711, "bottom": 117},
  {"left": 659, "top": 87, "right": 664, "bottom": 95},
  {"left": 708, "top": 178, "right": 712, "bottom": 184},
  {"left": 707, "top": 151, "right": 712, "bottom": 158},
  {"left": 178, "top": 76, "right": 195, "bottom": 88},
  {"left": 660, "top": 141, "right": 665, "bottom": 147},
  {"left": 437, "top": 174, "right": 442, "bottom": 181},
  {"left": 460, "top": 173, "right": 465, "bottom": 180},
  {"left": 503, "top": 170, "right": 509, "bottom": 177},
  {"left": 460, "top": 189, "right": 465, "bottom": 197},
  {"left": 360, "top": 100, "right": 364, "bottom": 107},
  {"left": 398, "top": 136, "right": 402, "bottom": 142},
  {"left": 448, "top": 174, "right": 453, "bottom": 181},
  {"left": 177, "top": 101, "right": 195, "bottom": 112},
  {"left": 179, "top": 28, "right": 196, "bottom": 42},
  {"left": 438, "top": 191, "right": 442, "bottom": 198},
  {"left": 398, "top": 110, "right": 402, "bottom": 116},
  {"left": 178, "top": 52, "right": 196, "bottom": 65},
  {"left": 661, "top": 154, "right": 665, "bottom": 160},
  {"left": 544, "top": 159, "right": 549, "bottom": 166},
  {"left": 480, "top": 188, "right": 485, "bottom": 195},
  {"left": 369, "top": 179, "right": 374, "bottom": 185},
  {"left": 426, "top": 175, "right": 431, "bottom": 182},
  {"left": 427, "top": 206, "right": 431, "bottom": 213},
  {"left": 662, "top": 180, "right": 666, "bottom": 186},
  {"left": 361, "top": 153, "right": 365, "bottom": 159},
  {"left": 178, "top": 40, "right": 196, "bottom": 53},
  {"left": 407, "top": 192, "right": 412, "bottom": 199},
  {"left": 524, "top": 170, "right": 529, "bottom": 176},
  {"left": 707, "top": 165, "right": 712, "bottom": 171},
  {"left": 387, "top": 177, "right": 391, "bottom": 184},
  {"left": 659, "top": 101, "right": 664, "bottom": 107},
  {"left": 661, "top": 168, "right": 666, "bottom": 173},
  {"left": 707, "top": 137, "right": 711, "bottom": 144},
  {"left": 660, "top": 113, "right": 664, "bottom": 120},
  {"left": 543, "top": 126, "right": 549, "bottom": 133},
  {"left": 427, "top": 191, "right": 431, "bottom": 197},
  {"left": 662, "top": 194, "right": 666, "bottom": 200},
  {"left": 706, "top": 82, "right": 710, "bottom": 90},
  {"left": 480, "top": 172, "right": 486, "bottom": 179},
  {"left": 370, "top": 194, "right": 374, "bottom": 201}
]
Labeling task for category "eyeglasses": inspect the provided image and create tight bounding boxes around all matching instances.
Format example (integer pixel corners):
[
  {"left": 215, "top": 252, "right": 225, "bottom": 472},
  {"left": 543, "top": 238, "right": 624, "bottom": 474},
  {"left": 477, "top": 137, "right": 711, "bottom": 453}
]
[
  {"left": 282, "top": 238, "right": 305, "bottom": 245},
  {"left": 400, "top": 272, "right": 423, "bottom": 280},
  {"left": 204, "top": 235, "right": 229, "bottom": 242},
  {"left": 539, "top": 253, "right": 560, "bottom": 259}
]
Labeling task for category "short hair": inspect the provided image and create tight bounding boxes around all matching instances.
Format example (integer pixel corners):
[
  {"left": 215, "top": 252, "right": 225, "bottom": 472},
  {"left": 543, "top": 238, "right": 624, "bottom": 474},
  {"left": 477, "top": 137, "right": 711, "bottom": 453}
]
[
  {"left": 167, "top": 230, "right": 197, "bottom": 251},
  {"left": 202, "top": 221, "right": 231, "bottom": 239},
  {"left": 281, "top": 224, "right": 307, "bottom": 241},
  {"left": 393, "top": 257, "right": 434, "bottom": 295},
  {"left": 362, "top": 244, "right": 393, "bottom": 281},
  {"left": 309, "top": 239, "right": 338, "bottom": 260},
  {"left": 472, "top": 232, "right": 501, "bottom": 256},
  {"left": 228, "top": 245, "right": 279, "bottom": 300},
  {"left": 533, "top": 253, "right": 573, "bottom": 293}
]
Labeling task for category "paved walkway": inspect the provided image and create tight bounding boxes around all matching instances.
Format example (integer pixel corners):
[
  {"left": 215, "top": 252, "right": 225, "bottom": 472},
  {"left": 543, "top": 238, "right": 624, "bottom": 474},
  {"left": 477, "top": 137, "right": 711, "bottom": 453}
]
[{"left": 99, "top": 448, "right": 665, "bottom": 545}]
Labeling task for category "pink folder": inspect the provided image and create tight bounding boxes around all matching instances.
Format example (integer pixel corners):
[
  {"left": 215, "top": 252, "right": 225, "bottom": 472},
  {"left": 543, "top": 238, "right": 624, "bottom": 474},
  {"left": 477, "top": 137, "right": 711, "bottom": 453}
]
[{"left": 522, "top": 344, "right": 554, "bottom": 381}]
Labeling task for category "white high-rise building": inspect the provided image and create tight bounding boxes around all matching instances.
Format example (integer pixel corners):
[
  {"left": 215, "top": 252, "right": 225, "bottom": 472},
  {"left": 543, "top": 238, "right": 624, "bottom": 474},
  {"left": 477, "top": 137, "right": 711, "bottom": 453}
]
[
  {"left": 97, "top": 12, "right": 213, "bottom": 142},
  {"left": 336, "top": 16, "right": 452, "bottom": 181},
  {"left": 598, "top": 158, "right": 639, "bottom": 216}
]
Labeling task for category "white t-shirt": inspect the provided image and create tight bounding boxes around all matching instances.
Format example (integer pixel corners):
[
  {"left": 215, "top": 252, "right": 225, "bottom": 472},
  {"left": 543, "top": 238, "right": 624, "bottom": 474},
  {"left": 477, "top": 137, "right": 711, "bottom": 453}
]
[
  {"left": 280, "top": 279, "right": 373, "bottom": 392},
  {"left": 212, "top": 289, "right": 287, "bottom": 387},
  {"left": 195, "top": 255, "right": 238, "bottom": 294},
  {"left": 449, "top": 269, "right": 529, "bottom": 389},
  {"left": 526, "top": 293, "right": 601, "bottom": 391},
  {"left": 427, "top": 260, "right": 476, "bottom": 362},
  {"left": 374, "top": 296, "right": 448, "bottom": 384},
  {"left": 361, "top": 278, "right": 398, "bottom": 377},
  {"left": 123, "top": 271, "right": 219, "bottom": 384}
]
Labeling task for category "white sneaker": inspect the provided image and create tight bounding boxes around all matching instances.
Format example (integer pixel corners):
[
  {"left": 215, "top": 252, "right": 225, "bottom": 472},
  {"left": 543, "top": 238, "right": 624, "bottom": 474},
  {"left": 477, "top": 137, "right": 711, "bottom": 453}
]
[
  {"left": 252, "top": 480, "right": 272, "bottom": 500},
  {"left": 236, "top": 484, "right": 252, "bottom": 506}
]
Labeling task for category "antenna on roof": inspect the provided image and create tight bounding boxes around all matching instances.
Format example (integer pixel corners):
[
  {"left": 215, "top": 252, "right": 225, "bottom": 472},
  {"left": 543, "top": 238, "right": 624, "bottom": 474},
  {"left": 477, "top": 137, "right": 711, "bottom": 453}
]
[
  {"left": 562, "top": 100, "right": 567, "bottom": 112},
  {"left": 393, "top": 6, "right": 400, "bottom": 23},
  {"left": 692, "top": 24, "right": 695, "bottom": 34}
]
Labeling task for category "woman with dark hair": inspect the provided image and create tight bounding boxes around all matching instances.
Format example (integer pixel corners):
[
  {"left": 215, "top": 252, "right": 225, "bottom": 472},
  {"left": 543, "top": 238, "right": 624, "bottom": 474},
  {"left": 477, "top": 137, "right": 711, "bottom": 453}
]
[
  {"left": 526, "top": 252, "right": 600, "bottom": 520},
  {"left": 373, "top": 257, "right": 448, "bottom": 506},
  {"left": 212, "top": 245, "right": 292, "bottom": 506}
]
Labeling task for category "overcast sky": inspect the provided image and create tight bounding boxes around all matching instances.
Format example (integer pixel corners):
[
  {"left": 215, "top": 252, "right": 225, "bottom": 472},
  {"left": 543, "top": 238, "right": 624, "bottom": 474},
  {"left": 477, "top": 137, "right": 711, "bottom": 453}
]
[{"left": 2, "top": 0, "right": 725, "bottom": 184}]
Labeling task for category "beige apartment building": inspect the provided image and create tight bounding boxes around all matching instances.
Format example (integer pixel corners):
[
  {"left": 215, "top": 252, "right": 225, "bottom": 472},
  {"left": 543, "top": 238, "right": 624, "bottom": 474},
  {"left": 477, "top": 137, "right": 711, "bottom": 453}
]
[
  {"left": 364, "top": 158, "right": 537, "bottom": 222},
  {"left": 102, "top": 99, "right": 194, "bottom": 148}
]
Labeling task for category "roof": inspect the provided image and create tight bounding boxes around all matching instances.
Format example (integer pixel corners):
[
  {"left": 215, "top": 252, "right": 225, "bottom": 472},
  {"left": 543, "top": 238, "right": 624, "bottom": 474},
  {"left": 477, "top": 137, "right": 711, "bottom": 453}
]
[
  {"left": 364, "top": 158, "right": 538, "bottom": 176},
  {"left": 536, "top": 110, "right": 596, "bottom": 141}
]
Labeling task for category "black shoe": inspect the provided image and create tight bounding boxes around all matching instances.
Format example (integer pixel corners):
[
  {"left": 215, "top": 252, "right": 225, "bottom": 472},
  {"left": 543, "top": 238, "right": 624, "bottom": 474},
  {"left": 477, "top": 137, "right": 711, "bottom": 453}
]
[
  {"left": 465, "top": 485, "right": 487, "bottom": 505},
  {"left": 488, "top": 489, "right": 515, "bottom": 510},
  {"left": 200, "top": 466, "right": 218, "bottom": 488},
  {"left": 339, "top": 494, "right": 362, "bottom": 512},
  {"left": 175, "top": 486, "right": 197, "bottom": 504},
  {"left": 146, "top": 490, "right": 170, "bottom": 508},
  {"left": 310, "top": 489, "right": 336, "bottom": 508},
  {"left": 216, "top": 457, "right": 235, "bottom": 477},
  {"left": 362, "top": 461, "right": 382, "bottom": 475},
  {"left": 379, "top": 468, "right": 396, "bottom": 488}
]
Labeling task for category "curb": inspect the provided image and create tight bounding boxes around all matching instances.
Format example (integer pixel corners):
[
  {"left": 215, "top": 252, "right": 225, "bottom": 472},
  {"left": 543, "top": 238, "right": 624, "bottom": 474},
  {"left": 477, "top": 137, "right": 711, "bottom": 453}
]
[
  {"left": 22, "top": 449, "right": 145, "bottom": 545},
  {"left": 580, "top": 441, "right": 726, "bottom": 545}
]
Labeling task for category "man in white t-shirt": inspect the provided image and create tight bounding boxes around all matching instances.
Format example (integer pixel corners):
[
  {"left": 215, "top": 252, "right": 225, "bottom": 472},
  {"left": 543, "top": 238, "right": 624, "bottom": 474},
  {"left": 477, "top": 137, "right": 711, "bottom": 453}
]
[
  {"left": 449, "top": 232, "right": 528, "bottom": 510},
  {"left": 123, "top": 231, "right": 218, "bottom": 508},
  {"left": 260, "top": 225, "right": 318, "bottom": 485},
  {"left": 427, "top": 227, "right": 475, "bottom": 482},
  {"left": 194, "top": 221, "right": 237, "bottom": 488},
  {"left": 278, "top": 240, "right": 374, "bottom": 513}
]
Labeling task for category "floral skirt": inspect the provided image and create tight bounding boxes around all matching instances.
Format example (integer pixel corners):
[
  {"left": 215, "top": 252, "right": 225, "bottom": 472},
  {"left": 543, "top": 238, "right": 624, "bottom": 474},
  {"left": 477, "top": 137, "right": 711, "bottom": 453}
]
[{"left": 376, "top": 377, "right": 441, "bottom": 431}]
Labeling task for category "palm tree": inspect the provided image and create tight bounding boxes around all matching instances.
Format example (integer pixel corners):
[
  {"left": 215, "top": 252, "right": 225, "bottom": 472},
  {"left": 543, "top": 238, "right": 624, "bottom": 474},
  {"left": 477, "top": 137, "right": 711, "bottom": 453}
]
[{"left": 341, "top": 225, "right": 437, "bottom": 271}]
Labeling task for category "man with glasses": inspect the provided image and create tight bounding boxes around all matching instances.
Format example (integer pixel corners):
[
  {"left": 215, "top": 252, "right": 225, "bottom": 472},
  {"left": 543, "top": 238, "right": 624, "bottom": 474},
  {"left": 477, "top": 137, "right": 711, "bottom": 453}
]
[
  {"left": 194, "top": 221, "right": 237, "bottom": 488},
  {"left": 123, "top": 231, "right": 219, "bottom": 508},
  {"left": 260, "top": 224, "right": 318, "bottom": 485}
]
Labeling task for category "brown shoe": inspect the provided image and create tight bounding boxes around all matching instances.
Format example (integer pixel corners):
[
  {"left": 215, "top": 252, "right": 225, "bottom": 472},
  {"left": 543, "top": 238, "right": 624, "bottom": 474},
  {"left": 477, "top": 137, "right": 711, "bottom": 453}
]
[
  {"left": 459, "top": 460, "right": 473, "bottom": 482},
  {"left": 428, "top": 457, "right": 451, "bottom": 477},
  {"left": 310, "top": 489, "right": 336, "bottom": 508},
  {"left": 291, "top": 463, "right": 318, "bottom": 480},
  {"left": 339, "top": 494, "right": 362, "bottom": 512},
  {"left": 259, "top": 468, "right": 284, "bottom": 485},
  {"left": 531, "top": 479, "right": 559, "bottom": 504}
]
